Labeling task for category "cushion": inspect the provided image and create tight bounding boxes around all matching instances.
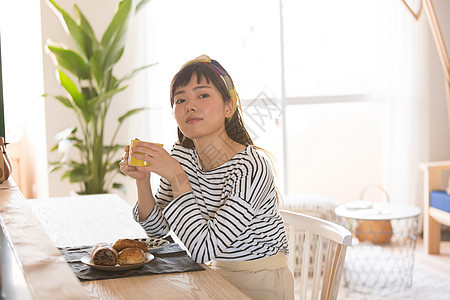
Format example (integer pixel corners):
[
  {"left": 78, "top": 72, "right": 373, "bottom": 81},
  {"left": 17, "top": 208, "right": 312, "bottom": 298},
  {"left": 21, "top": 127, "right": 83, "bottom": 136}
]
[{"left": 430, "top": 191, "right": 450, "bottom": 213}]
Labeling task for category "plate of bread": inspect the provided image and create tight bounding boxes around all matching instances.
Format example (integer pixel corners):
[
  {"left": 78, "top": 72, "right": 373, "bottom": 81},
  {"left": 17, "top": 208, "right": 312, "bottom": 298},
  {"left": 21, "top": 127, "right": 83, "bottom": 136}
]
[{"left": 82, "top": 238, "right": 160, "bottom": 271}]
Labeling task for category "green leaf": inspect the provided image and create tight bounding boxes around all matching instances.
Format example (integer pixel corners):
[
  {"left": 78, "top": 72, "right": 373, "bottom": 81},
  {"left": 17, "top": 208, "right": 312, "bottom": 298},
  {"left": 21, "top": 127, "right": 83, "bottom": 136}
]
[
  {"left": 55, "top": 95, "right": 74, "bottom": 108},
  {"left": 48, "top": 164, "right": 63, "bottom": 173},
  {"left": 89, "top": 47, "right": 104, "bottom": 86},
  {"left": 112, "top": 182, "right": 126, "bottom": 194},
  {"left": 80, "top": 86, "right": 97, "bottom": 100},
  {"left": 46, "top": 44, "right": 89, "bottom": 79},
  {"left": 61, "top": 168, "right": 83, "bottom": 183},
  {"left": 109, "top": 75, "right": 119, "bottom": 90},
  {"left": 74, "top": 4, "right": 98, "bottom": 54},
  {"left": 57, "top": 70, "right": 85, "bottom": 109},
  {"left": 42, "top": 93, "right": 74, "bottom": 109},
  {"left": 118, "top": 107, "right": 148, "bottom": 124},
  {"left": 47, "top": 0, "right": 94, "bottom": 59},
  {"left": 136, "top": 0, "right": 151, "bottom": 13},
  {"left": 107, "top": 47, "right": 125, "bottom": 73},
  {"left": 86, "top": 86, "right": 127, "bottom": 111},
  {"left": 59, "top": 161, "right": 91, "bottom": 183},
  {"left": 91, "top": 46, "right": 124, "bottom": 87},
  {"left": 116, "top": 63, "right": 157, "bottom": 86},
  {"left": 50, "top": 144, "right": 59, "bottom": 152},
  {"left": 106, "top": 161, "right": 122, "bottom": 178},
  {"left": 101, "top": 0, "right": 133, "bottom": 51},
  {"left": 107, "top": 159, "right": 122, "bottom": 170},
  {"left": 96, "top": 0, "right": 134, "bottom": 78},
  {"left": 72, "top": 140, "right": 85, "bottom": 151}
]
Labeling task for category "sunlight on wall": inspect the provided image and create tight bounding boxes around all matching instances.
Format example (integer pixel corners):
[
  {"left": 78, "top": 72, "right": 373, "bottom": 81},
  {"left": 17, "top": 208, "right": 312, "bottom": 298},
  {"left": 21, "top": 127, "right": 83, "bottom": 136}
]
[{"left": 0, "top": 1, "right": 48, "bottom": 198}]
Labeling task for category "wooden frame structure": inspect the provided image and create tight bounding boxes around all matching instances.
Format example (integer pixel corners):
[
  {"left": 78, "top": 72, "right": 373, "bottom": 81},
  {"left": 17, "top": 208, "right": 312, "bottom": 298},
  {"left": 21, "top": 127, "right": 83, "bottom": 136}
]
[{"left": 422, "top": 0, "right": 450, "bottom": 130}]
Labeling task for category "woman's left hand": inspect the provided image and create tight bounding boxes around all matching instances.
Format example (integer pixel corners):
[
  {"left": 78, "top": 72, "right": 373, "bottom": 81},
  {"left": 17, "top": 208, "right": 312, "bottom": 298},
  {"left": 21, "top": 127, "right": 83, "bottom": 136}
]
[{"left": 130, "top": 141, "right": 185, "bottom": 181}]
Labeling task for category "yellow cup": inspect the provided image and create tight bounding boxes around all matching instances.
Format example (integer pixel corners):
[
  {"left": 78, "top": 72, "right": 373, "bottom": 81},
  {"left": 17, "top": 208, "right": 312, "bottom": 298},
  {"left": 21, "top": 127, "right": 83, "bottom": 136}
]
[{"left": 128, "top": 140, "right": 163, "bottom": 167}]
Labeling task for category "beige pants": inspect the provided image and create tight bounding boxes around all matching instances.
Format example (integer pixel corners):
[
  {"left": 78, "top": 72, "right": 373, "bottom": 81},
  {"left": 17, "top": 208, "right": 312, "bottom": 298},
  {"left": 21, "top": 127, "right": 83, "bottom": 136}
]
[{"left": 210, "top": 252, "right": 294, "bottom": 300}]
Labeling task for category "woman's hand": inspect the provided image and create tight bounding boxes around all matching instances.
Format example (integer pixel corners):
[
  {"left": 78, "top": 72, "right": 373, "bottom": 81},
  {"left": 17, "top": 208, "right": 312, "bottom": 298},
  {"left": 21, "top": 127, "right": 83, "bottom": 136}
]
[
  {"left": 129, "top": 141, "right": 191, "bottom": 198},
  {"left": 119, "top": 144, "right": 150, "bottom": 182},
  {"left": 128, "top": 141, "right": 183, "bottom": 180}
]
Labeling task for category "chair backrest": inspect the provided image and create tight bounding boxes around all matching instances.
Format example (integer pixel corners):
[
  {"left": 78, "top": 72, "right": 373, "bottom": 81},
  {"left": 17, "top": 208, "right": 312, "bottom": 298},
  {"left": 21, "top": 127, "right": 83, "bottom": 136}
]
[{"left": 280, "top": 209, "right": 352, "bottom": 300}]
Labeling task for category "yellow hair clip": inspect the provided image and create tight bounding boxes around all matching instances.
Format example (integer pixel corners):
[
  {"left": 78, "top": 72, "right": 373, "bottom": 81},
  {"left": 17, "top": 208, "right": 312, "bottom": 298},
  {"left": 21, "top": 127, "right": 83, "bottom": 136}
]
[{"left": 181, "top": 54, "right": 211, "bottom": 69}]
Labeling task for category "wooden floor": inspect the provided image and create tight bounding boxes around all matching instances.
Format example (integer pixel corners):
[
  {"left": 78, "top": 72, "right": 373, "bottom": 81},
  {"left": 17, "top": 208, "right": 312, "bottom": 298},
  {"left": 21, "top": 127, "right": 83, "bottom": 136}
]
[{"left": 415, "top": 237, "right": 450, "bottom": 280}]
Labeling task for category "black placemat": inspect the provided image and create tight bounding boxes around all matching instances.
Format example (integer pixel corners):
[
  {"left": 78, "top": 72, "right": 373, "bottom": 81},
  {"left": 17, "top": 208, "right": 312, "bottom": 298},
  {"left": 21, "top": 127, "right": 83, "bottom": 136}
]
[{"left": 58, "top": 242, "right": 204, "bottom": 281}]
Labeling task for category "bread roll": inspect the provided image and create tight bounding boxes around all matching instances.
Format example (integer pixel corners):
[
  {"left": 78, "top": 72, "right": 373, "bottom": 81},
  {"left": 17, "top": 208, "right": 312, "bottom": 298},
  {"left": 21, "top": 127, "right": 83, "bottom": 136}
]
[
  {"left": 118, "top": 247, "right": 146, "bottom": 265},
  {"left": 113, "top": 238, "right": 148, "bottom": 252},
  {"left": 91, "top": 243, "right": 119, "bottom": 266}
]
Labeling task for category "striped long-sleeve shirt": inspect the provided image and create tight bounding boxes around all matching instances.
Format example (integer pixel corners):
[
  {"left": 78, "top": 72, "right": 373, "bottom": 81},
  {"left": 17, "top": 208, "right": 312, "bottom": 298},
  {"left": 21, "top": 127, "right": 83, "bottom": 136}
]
[{"left": 133, "top": 143, "right": 289, "bottom": 263}]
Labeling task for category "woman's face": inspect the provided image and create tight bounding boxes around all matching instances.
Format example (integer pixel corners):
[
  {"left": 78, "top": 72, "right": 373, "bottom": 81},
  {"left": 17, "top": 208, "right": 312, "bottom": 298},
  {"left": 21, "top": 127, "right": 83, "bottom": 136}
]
[{"left": 172, "top": 74, "right": 233, "bottom": 142}]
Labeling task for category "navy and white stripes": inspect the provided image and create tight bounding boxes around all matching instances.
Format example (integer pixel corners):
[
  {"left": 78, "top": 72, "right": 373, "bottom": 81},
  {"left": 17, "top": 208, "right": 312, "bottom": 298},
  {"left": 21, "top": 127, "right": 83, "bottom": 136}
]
[{"left": 133, "top": 143, "right": 288, "bottom": 263}]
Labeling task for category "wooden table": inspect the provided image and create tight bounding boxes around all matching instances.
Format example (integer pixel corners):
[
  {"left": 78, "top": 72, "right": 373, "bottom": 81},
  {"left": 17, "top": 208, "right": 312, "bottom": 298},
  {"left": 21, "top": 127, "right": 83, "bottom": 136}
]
[
  {"left": 0, "top": 179, "right": 248, "bottom": 299},
  {"left": 27, "top": 193, "right": 250, "bottom": 299},
  {"left": 0, "top": 178, "right": 88, "bottom": 299}
]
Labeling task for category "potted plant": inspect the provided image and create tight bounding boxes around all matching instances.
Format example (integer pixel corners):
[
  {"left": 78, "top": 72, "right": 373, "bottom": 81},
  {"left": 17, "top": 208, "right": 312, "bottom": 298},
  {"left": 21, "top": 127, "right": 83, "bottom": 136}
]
[{"left": 45, "top": 0, "right": 152, "bottom": 194}]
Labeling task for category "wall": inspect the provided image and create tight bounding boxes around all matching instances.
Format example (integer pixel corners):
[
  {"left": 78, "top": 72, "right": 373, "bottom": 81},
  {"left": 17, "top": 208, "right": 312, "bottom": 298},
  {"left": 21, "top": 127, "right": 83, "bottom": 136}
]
[
  {"left": 428, "top": 0, "right": 450, "bottom": 163},
  {"left": 0, "top": 0, "right": 48, "bottom": 199}
]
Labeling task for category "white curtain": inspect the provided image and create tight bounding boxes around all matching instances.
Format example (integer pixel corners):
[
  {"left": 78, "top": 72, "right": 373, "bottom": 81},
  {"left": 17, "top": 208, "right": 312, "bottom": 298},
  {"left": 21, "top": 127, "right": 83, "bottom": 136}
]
[{"left": 379, "top": 0, "right": 430, "bottom": 207}]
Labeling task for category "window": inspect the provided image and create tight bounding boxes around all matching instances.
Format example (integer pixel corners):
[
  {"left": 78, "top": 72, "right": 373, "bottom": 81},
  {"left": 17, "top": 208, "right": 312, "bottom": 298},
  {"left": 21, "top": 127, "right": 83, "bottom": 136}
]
[
  {"left": 284, "top": 0, "right": 381, "bottom": 97},
  {"left": 142, "top": 0, "right": 386, "bottom": 202}
]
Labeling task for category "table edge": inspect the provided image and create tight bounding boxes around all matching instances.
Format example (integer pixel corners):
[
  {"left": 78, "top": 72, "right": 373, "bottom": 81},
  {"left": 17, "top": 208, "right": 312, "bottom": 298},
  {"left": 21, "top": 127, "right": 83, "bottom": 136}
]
[{"left": 0, "top": 178, "right": 90, "bottom": 299}]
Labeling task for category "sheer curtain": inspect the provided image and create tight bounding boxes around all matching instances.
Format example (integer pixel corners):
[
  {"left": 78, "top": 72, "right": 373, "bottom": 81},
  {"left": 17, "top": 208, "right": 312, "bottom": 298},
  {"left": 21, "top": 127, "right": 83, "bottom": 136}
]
[{"left": 379, "top": 0, "right": 430, "bottom": 207}]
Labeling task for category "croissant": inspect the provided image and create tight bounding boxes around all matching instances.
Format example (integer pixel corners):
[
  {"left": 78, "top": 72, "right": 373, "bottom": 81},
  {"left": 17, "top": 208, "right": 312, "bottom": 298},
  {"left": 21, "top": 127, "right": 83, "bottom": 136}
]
[
  {"left": 113, "top": 238, "right": 148, "bottom": 253},
  {"left": 91, "top": 243, "right": 119, "bottom": 266},
  {"left": 118, "top": 247, "right": 146, "bottom": 265}
]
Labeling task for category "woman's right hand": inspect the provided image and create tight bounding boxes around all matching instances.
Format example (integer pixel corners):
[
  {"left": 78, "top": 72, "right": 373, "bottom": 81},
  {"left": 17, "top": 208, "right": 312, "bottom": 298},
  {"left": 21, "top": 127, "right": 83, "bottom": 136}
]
[{"left": 119, "top": 145, "right": 150, "bottom": 182}]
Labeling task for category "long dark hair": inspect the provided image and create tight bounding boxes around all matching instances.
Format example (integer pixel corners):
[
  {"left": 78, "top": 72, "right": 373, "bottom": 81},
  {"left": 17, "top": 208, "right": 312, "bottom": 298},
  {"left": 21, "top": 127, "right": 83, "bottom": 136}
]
[{"left": 170, "top": 62, "right": 254, "bottom": 148}]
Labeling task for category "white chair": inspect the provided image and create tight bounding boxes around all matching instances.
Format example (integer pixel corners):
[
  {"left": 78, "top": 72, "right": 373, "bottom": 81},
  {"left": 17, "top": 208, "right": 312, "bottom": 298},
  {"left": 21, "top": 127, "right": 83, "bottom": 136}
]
[
  {"left": 280, "top": 210, "right": 352, "bottom": 300},
  {"left": 280, "top": 195, "right": 338, "bottom": 277}
]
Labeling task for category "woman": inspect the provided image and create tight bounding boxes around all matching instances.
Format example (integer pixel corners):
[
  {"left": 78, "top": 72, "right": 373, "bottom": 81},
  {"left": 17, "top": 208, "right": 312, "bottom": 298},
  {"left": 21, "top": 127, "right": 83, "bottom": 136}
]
[{"left": 119, "top": 55, "right": 294, "bottom": 299}]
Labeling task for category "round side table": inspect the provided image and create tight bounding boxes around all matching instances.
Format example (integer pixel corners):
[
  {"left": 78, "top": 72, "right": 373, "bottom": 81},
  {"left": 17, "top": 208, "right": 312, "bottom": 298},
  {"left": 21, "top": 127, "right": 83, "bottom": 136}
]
[{"left": 335, "top": 202, "right": 421, "bottom": 295}]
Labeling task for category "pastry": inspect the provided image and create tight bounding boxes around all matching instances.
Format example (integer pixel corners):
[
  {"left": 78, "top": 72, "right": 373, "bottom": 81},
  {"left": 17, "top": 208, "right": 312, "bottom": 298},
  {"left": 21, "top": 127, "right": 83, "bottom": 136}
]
[
  {"left": 118, "top": 247, "right": 146, "bottom": 265},
  {"left": 113, "top": 238, "right": 148, "bottom": 252},
  {"left": 91, "top": 243, "right": 119, "bottom": 266}
]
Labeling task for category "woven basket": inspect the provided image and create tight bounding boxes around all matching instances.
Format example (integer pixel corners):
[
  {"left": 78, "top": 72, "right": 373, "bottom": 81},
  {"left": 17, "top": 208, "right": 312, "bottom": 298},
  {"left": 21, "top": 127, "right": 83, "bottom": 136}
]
[{"left": 355, "top": 186, "right": 393, "bottom": 244}]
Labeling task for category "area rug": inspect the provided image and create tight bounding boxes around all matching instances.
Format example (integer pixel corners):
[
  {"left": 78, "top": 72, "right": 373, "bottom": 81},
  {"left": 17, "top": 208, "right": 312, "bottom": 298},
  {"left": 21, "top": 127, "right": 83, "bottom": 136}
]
[{"left": 338, "top": 263, "right": 450, "bottom": 300}]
